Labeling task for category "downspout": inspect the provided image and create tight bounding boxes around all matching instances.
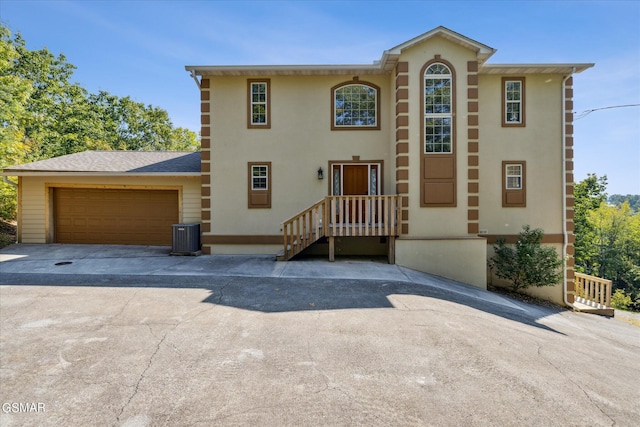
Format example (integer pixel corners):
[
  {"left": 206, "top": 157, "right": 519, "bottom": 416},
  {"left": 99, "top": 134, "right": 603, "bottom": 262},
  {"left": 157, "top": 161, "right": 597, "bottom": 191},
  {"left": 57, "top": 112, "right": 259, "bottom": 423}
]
[{"left": 562, "top": 68, "right": 576, "bottom": 307}]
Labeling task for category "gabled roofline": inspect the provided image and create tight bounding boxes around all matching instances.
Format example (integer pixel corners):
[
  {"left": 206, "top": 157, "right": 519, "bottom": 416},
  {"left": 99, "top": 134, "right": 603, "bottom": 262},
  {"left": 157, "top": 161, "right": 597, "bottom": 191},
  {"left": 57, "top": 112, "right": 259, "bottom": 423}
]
[
  {"left": 186, "top": 26, "right": 497, "bottom": 77},
  {"left": 381, "top": 26, "right": 497, "bottom": 66},
  {"left": 186, "top": 26, "right": 594, "bottom": 78}
]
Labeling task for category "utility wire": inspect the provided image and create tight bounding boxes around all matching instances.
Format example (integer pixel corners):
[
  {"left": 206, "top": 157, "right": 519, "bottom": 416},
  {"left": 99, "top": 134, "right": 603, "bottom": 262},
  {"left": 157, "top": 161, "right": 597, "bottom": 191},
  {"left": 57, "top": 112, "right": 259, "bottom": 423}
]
[{"left": 574, "top": 104, "right": 640, "bottom": 120}]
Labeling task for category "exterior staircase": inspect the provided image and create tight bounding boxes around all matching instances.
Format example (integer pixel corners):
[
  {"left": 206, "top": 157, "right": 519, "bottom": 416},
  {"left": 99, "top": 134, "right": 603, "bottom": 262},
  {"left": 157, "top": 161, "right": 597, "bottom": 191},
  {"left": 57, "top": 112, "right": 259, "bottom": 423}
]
[{"left": 277, "top": 195, "right": 402, "bottom": 262}]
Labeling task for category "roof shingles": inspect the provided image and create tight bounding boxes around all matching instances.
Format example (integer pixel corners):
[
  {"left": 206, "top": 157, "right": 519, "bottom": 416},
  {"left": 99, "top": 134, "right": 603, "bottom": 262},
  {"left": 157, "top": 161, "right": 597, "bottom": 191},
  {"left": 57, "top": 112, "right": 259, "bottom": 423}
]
[{"left": 2, "top": 151, "right": 201, "bottom": 174}]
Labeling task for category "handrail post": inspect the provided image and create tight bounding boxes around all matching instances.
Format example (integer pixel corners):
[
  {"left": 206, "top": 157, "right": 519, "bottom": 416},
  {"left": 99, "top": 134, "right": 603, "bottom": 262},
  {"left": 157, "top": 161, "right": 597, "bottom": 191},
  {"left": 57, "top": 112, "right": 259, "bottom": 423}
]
[{"left": 574, "top": 272, "right": 614, "bottom": 309}]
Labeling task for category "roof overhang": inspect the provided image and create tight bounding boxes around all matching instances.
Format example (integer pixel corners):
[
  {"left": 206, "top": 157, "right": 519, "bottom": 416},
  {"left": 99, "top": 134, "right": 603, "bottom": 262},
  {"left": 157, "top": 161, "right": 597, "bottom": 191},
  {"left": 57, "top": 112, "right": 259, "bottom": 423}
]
[
  {"left": 186, "top": 26, "right": 593, "bottom": 80},
  {"left": 480, "top": 63, "right": 595, "bottom": 75},
  {"left": 186, "top": 26, "right": 496, "bottom": 77},
  {"left": 1, "top": 171, "right": 201, "bottom": 177},
  {"left": 1, "top": 151, "right": 202, "bottom": 176},
  {"left": 185, "top": 64, "right": 388, "bottom": 77}
]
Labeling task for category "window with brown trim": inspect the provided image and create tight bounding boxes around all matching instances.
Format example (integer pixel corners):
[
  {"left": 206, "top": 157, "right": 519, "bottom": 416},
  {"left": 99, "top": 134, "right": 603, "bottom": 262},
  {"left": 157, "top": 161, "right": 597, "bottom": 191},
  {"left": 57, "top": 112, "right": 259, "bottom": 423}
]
[
  {"left": 247, "top": 79, "right": 271, "bottom": 128},
  {"left": 331, "top": 80, "right": 380, "bottom": 130},
  {"left": 421, "top": 59, "right": 456, "bottom": 207},
  {"left": 502, "top": 77, "right": 526, "bottom": 127},
  {"left": 248, "top": 162, "right": 271, "bottom": 208},
  {"left": 502, "top": 161, "right": 526, "bottom": 207}
]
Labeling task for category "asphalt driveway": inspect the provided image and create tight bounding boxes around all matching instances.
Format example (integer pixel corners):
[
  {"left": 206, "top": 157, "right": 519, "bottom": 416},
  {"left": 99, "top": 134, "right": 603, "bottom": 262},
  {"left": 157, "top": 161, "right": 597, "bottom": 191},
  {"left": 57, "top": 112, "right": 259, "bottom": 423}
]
[{"left": 1, "top": 245, "right": 639, "bottom": 426}]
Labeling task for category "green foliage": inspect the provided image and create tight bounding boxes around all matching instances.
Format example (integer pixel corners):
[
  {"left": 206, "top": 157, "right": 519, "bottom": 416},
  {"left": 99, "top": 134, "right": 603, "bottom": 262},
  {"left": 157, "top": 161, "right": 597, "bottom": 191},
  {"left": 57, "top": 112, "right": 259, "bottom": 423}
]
[
  {"left": 574, "top": 175, "right": 640, "bottom": 311},
  {"left": 611, "top": 289, "right": 632, "bottom": 311},
  {"left": 608, "top": 194, "right": 640, "bottom": 212},
  {"left": 0, "top": 23, "right": 199, "bottom": 220},
  {"left": 585, "top": 201, "right": 640, "bottom": 309},
  {"left": 490, "top": 225, "right": 563, "bottom": 291},
  {"left": 0, "top": 182, "right": 16, "bottom": 220},
  {"left": 573, "top": 174, "right": 608, "bottom": 275}
]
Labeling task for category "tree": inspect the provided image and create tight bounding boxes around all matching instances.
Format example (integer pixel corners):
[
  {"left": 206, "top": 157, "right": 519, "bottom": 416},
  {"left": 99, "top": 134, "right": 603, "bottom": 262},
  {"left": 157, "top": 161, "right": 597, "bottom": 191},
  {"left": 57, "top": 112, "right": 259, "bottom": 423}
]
[
  {"left": 0, "top": 26, "right": 32, "bottom": 219},
  {"left": 588, "top": 202, "right": 631, "bottom": 280},
  {"left": 490, "top": 225, "right": 563, "bottom": 291},
  {"left": 609, "top": 194, "right": 640, "bottom": 212},
  {"left": 573, "top": 175, "right": 640, "bottom": 311},
  {"left": 0, "top": 23, "right": 199, "bottom": 220},
  {"left": 87, "top": 92, "right": 198, "bottom": 151},
  {"left": 586, "top": 201, "right": 640, "bottom": 309},
  {"left": 574, "top": 174, "right": 608, "bottom": 275}
]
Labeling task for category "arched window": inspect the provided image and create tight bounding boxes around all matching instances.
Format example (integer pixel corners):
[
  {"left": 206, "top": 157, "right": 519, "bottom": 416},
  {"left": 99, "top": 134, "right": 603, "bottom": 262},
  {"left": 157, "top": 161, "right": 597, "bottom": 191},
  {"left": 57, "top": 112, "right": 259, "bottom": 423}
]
[
  {"left": 332, "top": 81, "right": 380, "bottom": 130},
  {"left": 424, "top": 63, "right": 452, "bottom": 153}
]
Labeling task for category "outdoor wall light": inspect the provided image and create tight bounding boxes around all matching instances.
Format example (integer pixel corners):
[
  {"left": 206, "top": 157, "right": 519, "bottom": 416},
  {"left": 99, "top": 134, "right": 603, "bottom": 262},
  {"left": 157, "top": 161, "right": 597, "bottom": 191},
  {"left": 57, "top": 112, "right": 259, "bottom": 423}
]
[{"left": 317, "top": 167, "right": 324, "bottom": 180}]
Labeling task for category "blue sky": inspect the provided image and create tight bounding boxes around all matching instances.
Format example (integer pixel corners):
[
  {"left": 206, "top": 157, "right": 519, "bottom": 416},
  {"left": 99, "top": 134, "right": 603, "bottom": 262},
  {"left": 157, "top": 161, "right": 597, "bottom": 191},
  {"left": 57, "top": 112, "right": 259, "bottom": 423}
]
[{"left": 1, "top": 0, "right": 638, "bottom": 195}]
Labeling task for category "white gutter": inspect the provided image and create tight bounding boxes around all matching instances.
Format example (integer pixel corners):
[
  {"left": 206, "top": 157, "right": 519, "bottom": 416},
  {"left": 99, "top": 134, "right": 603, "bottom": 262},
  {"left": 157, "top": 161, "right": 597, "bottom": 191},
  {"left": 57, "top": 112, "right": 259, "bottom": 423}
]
[{"left": 562, "top": 68, "right": 576, "bottom": 307}]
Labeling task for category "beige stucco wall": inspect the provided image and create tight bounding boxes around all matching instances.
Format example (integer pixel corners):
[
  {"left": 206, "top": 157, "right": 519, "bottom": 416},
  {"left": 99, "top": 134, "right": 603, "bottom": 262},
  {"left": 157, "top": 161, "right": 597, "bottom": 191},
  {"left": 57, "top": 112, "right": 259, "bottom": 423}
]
[
  {"left": 396, "top": 237, "right": 487, "bottom": 289},
  {"left": 18, "top": 175, "right": 201, "bottom": 243},
  {"left": 208, "top": 74, "right": 394, "bottom": 237},
  {"left": 487, "top": 243, "right": 565, "bottom": 305},
  {"left": 202, "top": 35, "right": 569, "bottom": 296},
  {"left": 398, "top": 37, "right": 475, "bottom": 237},
  {"left": 478, "top": 74, "right": 564, "bottom": 236}
]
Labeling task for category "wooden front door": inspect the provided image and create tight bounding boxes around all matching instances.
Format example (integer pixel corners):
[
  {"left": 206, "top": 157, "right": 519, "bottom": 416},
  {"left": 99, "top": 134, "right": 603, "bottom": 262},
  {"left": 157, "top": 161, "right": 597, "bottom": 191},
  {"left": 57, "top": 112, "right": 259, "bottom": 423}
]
[
  {"left": 333, "top": 164, "right": 381, "bottom": 224},
  {"left": 342, "top": 165, "right": 369, "bottom": 196}
]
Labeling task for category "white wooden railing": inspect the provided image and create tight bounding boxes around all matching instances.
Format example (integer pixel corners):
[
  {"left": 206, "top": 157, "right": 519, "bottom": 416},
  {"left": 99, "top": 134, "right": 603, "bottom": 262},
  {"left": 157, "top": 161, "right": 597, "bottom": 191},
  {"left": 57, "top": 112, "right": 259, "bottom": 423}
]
[
  {"left": 574, "top": 272, "right": 612, "bottom": 309},
  {"left": 282, "top": 198, "right": 326, "bottom": 260},
  {"left": 281, "top": 195, "right": 402, "bottom": 260}
]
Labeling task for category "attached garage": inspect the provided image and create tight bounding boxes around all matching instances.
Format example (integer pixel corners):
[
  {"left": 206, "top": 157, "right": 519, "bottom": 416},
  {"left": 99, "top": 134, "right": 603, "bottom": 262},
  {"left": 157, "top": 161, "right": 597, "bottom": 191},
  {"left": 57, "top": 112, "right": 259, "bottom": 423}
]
[
  {"left": 2, "top": 151, "right": 202, "bottom": 246},
  {"left": 53, "top": 188, "right": 179, "bottom": 245}
]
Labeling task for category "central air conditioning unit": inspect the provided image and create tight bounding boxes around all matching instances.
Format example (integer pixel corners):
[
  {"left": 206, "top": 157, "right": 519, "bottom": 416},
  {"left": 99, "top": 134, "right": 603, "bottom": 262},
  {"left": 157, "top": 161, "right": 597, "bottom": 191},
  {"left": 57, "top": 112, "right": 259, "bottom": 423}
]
[{"left": 171, "top": 223, "right": 201, "bottom": 256}]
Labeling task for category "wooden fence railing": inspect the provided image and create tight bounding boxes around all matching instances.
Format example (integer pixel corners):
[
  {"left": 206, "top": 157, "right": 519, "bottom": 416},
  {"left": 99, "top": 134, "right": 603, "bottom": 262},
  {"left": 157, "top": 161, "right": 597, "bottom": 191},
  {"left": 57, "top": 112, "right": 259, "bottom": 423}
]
[
  {"left": 327, "top": 195, "right": 400, "bottom": 237},
  {"left": 574, "top": 272, "right": 612, "bottom": 309},
  {"left": 281, "top": 195, "right": 402, "bottom": 260},
  {"left": 282, "top": 198, "right": 326, "bottom": 261}
]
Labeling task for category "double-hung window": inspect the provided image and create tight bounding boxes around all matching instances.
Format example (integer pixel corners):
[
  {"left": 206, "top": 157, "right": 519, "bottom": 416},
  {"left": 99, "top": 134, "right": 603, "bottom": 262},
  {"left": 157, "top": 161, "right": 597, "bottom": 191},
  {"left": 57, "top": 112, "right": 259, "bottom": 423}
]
[
  {"left": 424, "top": 63, "right": 453, "bottom": 153},
  {"left": 248, "top": 162, "right": 271, "bottom": 208},
  {"left": 332, "top": 81, "right": 380, "bottom": 130},
  {"left": 502, "top": 77, "right": 525, "bottom": 127},
  {"left": 248, "top": 79, "right": 270, "bottom": 128},
  {"left": 502, "top": 161, "right": 526, "bottom": 207}
]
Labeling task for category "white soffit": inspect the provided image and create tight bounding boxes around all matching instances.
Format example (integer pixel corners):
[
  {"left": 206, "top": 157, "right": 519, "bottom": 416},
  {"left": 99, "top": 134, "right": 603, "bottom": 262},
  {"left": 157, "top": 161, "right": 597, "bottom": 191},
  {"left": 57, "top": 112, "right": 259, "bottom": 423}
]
[
  {"left": 480, "top": 63, "right": 595, "bottom": 74},
  {"left": 185, "top": 64, "right": 388, "bottom": 76}
]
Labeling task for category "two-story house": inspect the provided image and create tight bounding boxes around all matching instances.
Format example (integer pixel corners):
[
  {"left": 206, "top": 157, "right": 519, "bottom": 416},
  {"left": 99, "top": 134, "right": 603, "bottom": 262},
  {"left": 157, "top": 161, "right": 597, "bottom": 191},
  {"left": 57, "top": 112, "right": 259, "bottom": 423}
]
[
  {"left": 2, "top": 27, "right": 593, "bottom": 306},
  {"left": 185, "top": 26, "right": 592, "bottom": 304}
]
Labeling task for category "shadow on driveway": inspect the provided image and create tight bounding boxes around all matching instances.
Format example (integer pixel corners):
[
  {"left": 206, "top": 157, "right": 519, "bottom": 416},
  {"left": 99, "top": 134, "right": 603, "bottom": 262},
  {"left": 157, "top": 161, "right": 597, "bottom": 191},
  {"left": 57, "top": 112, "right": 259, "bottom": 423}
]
[{"left": 1, "top": 270, "right": 567, "bottom": 335}]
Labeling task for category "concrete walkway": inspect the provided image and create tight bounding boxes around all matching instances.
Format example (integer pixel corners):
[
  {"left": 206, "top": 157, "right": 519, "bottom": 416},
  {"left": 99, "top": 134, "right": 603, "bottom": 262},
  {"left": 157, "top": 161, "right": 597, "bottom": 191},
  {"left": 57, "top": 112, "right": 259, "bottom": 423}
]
[
  {"left": 0, "top": 243, "right": 525, "bottom": 312},
  {"left": 1, "top": 244, "right": 639, "bottom": 426}
]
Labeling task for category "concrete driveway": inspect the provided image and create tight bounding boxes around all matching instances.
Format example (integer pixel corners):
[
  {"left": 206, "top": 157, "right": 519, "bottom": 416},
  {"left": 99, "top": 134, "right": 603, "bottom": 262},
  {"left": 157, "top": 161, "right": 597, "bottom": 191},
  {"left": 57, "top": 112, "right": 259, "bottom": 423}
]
[{"left": 1, "top": 244, "right": 639, "bottom": 426}]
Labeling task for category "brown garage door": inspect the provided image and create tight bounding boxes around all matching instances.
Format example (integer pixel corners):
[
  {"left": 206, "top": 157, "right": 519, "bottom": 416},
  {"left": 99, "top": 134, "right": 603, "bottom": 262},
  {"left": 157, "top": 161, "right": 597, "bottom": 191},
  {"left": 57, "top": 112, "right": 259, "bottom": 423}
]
[{"left": 54, "top": 188, "right": 179, "bottom": 245}]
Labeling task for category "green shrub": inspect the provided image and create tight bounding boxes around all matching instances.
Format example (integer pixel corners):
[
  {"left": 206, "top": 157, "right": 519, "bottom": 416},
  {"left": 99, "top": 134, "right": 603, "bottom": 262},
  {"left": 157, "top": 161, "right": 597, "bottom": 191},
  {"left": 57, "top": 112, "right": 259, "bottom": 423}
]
[
  {"left": 611, "top": 289, "right": 632, "bottom": 310},
  {"left": 490, "top": 225, "right": 563, "bottom": 291},
  {"left": 0, "top": 181, "right": 17, "bottom": 220}
]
